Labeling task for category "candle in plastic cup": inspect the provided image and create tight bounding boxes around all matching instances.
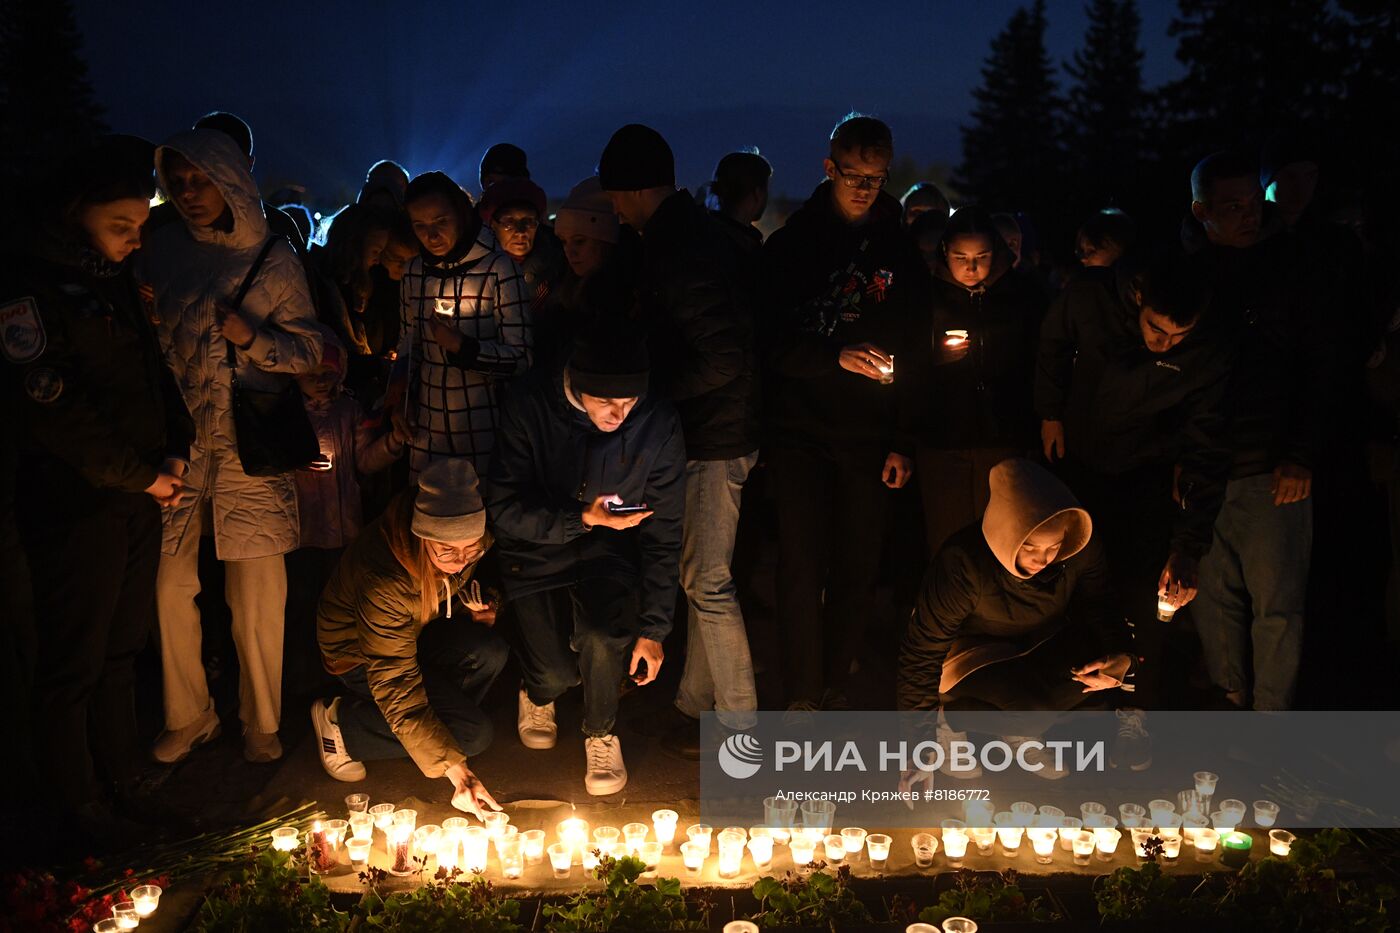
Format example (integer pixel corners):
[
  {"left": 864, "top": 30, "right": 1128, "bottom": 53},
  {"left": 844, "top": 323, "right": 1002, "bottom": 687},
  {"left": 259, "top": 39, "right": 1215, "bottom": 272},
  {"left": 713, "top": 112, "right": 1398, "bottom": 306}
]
[
  {"left": 434, "top": 298, "right": 455, "bottom": 317},
  {"left": 1269, "top": 830, "right": 1295, "bottom": 857},
  {"left": 548, "top": 842, "right": 573, "bottom": 878},
  {"left": 392, "top": 808, "right": 417, "bottom": 833},
  {"left": 93, "top": 920, "right": 121, "bottom": 933},
  {"left": 1157, "top": 814, "right": 1183, "bottom": 839},
  {"left": 1038, "top": 805, "right": 1065, "bottom": 820},
  {"left": 943, "top": 329, "right": 970, "bottom": 349},
  {"left": 1157, "top": 597, "right": 1178, "bottom": 622},
  {"left": 748, "top": 833, "right": 774, "bottom": 868},
  {"left": 1130, "top": 828, "right": 1154, "bottom": 858},
  {"left": 1118, "top": 803, "right": 1146, "bottom": 828},
  {"left": 1148, "top": 800, "right": 1176, "bottom": 824},
  {"left": 271, "top": 826, "right": 299, "bottom": 852},
  {"left": 681, "top": 840, "right": 706, "bottom": 875},
  {"left": 347, "top": 838, "right": 371, "bottom": 865},
  {"left": 764, "top": 796, "right": 798, "bottom": 834},
  {"left": 942, "top": 830, "right": 968, "bottom": 865},
  {"left": 1254, "top": 800, "right": 1280, "bottom": 828},
  {"left": 790, "top": 834, "right": 816, "bottom": 868},
  {"left": 323, "top": 818, "right": 348, "bottom": 853},
  {"left": 1090, "top": 817, "right": 1119, "bottom": 843},
  {"left": 131, "top": 885, "right": 161, "bottom": 918},
  {"left": 345, "top": 793, "right": 370, "bottom": 814},
  {"left": 905, "top": 925, "right": 940, "bottom": 933},
  {"left": 1210, "top": 810, "right": 1239, "bottom": 832},
  {"left": 1162, "top": 835, "right": 1182, "bottom": 859},
  {"left": 638, "top": 840, "right": 664, "bottom": 873},
  {"left": 867, "top": 833, "right": 892, "bottom": 869},
  {"left": 462, "top": 826, "right": 489, "bottom": 873},
  {"left": 369, "top": 803, "right": 396, "bottom": 835},
  {"left": 1031, "top": 829, "right": 1056, "bottom": 864},
  {"left": 651, "top": 809, "right": 679, "bottom": 846},
  {"left": 878, "top": 354, "right": 895, "bottom": 385},
  {"left": 497, "top": 833, "right": 525, "bottom": 879},
  {"left": 724, "top": 923, "right": 761, "bottom": 933},
  {"left": 841, "top": 826, "right": 867, "bottom": 856},
  {"left": 1058, "top": 817, "right": 1082, "bottom": 851},
  {"left": 1219, "top": 798, "right": 1247, "bottom": 821},
  {"left": 1220, "top": 830, "right": 1253, "bottom": 868},
  {"left": 1009, "top": 801, "right": 1037, "bottom": 825},
  {"left": 824, "top": 834, "right": 846, "bottom": 863},
  {"left": 943, "top": 920, "right": 979, "bottom": 933},
  {"left": 964, "top": 797, "right": 995, "bottom": 827},
  {"left": 389, "top": 824, "right": 415, "bottom": 876},
  {"left": 997, "top": 826, "right": 1024, "bottom": 857},
  {"left": 557, "top": 817, "right": 589, "bottom": 851},
  {"left": 623, "top": 821, "right": 649, "bottom": 854},
  {"left": 112, "top": 904, "right": 139, "bottom": 931},
  {"left": 1194, "top": 771, "right": 1219, "bottom": 797},
  {"left": 1080, "top": 801, "right": 1106, "bottom": 823},
  {"left": 686, "top": 823, "right": 713, "bottom": 853},
  {"left": 521, "top": 829, "right": 546, "bottom": 864},
  {"left": 349, "top": 812, "right": 373, "bottom": 842},
  {"left": 482, "top": 810, "right": 510, "bottom": 840},
  {"left": 1072, "top": 830, "right": 1095, "bottom": 865},
  {"left": 800, "top": 799, "right": 836, "bottom": 835},
  {"left": 580, "top": 845, "right": 601, "bottom": 872},
  {"left": 970, "top": 826, "right": 996, "bottom": 856},
  {"left": 1194, "top": 828, "right": 1219, "bottom": 862},
  {"left": 718, "top": 830, "right": 745, "bottom": 877},
  {"left": 912, "top": 832, "right": 937, "bottom": 867},
  {"left": 414, "top": 824, "right": 442, "bottom": 860},
  {"left": 1095, "top": 828, "right": 1121, "bottom": 860}
]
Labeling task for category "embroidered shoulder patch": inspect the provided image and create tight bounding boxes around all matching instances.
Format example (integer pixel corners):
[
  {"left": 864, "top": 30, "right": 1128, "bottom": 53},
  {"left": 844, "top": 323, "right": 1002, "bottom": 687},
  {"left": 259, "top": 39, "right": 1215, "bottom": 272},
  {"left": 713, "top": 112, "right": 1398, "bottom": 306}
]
[
  {"left": 1, "top": 297, "right": 46, "bottom": 364},
  {"left": 24, "top": 367, "right": 63, "bottom": 404}
]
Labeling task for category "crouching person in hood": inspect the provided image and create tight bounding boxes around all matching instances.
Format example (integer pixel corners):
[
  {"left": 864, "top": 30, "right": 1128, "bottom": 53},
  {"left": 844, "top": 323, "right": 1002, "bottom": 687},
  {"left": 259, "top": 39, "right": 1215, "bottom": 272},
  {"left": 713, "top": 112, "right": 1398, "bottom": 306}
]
[
  {"left": 897, "top": 459, "right": 1140, "bottom": 786},
  {"left": 312, "top": 457, "right": 507, "bottom": 817},
  {"left": 486, "top": 329, "right": 686, "bottom": 796}
]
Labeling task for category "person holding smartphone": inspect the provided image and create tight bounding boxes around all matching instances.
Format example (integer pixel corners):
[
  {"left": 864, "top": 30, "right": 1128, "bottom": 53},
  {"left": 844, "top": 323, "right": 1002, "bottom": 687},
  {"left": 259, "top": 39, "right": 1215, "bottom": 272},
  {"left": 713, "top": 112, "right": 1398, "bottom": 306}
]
[{"left": 485, "top": 328, "right": 685, "bottom": 796}]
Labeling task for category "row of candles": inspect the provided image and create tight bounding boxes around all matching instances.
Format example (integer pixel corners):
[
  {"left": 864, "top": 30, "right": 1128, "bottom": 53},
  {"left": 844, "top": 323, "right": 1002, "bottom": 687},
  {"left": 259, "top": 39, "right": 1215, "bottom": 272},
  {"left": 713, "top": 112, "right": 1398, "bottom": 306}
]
[{"left": 87, "top": 885, "right": 163, "bottom": 932}]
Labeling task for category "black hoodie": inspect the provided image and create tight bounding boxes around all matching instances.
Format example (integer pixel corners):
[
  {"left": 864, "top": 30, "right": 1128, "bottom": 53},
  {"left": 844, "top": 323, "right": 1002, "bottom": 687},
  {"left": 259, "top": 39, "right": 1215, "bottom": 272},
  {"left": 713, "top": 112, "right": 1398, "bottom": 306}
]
[{"left": 760, "top": 181, "right": 930, "bottom": 456}]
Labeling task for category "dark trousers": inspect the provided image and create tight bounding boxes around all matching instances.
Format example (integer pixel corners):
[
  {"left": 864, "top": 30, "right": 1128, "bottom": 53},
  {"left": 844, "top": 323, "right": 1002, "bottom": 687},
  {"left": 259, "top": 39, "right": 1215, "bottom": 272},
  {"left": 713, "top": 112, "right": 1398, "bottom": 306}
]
[
  {"left": 1056, "top": 459, "right": 1175, "bottom": 708},
  {"left": 336, "top": 618, "right": 508, "bottom": 761},
  {"left": 769, "top": 445, "right": 890, "bottom": 706},
  {"left": 917, "top": 447, "right": 1021, "bottom": 554},
  {"left": 24, "top": 491, "right": 160, "bottom": 808},
  {"left": 511, "top": 577, "right": 639, "bottom": 737},
  {"left": 284, "top": 547, "right": 342, "bottom": 703}
]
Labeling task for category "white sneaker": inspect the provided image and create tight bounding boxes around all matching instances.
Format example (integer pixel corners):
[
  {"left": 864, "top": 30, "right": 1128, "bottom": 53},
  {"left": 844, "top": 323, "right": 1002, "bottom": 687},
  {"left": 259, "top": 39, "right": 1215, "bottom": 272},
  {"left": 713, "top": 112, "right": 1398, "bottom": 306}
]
[
  {"left": 1005, "top": 735, "right": 1070, "bottom": 780},
  {"left": 936, "top": 711, "right": 984, "bottom": 779},
  {"left": 518, "top": 688, "right": 557, "bottom": 750},
  {"left": 584, "top": 734, "right": 628, "bottom": 796},
  {"left": 311, "top": 698, "right": 366, "bottom": 782}
]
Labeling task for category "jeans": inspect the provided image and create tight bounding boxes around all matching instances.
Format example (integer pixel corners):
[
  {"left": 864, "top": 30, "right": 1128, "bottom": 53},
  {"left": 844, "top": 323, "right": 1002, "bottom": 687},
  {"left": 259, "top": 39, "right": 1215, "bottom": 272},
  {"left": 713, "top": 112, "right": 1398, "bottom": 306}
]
[
  {"left": 512, "top": 577, "right": 639, "bottom": 737},
  {"left": 336, "top": 618, "right": 508, "bottom": 761},
  {"left": 769, "top": 445, "right": 890, "bottom": 706},
  {"left": 1195, "top": 473, "right": 1313, "bottom": 710},
  {"left": 675, "top": 453, "right": 759, "bottom": 730}
]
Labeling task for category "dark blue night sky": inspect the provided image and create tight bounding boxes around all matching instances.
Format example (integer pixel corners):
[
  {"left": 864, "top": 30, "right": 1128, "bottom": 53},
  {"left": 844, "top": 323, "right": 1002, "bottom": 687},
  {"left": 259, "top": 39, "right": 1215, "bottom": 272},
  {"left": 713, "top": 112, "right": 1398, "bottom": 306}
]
[{"left": 75, "top": 0, "right": 1181, "bottom": 203}]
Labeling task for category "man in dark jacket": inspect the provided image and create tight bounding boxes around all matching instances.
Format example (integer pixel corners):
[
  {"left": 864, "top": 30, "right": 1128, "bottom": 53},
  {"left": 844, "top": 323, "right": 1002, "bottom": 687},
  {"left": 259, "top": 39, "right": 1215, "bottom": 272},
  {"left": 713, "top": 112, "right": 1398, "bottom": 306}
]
[
  {"left": 1182, "top": 150, "right": 1329, "bottom": 711},
  {"left": 2, "top": 136, "right": 194, "bottom": 844},
  {"left": 598, "top": 125, "right": 760, "bottom": 756},
  {"left": 485, "top": 331, "right": 685, "bottom": 796},
  {"left": 1037, "top": 248, "right": 1232, "bottom": 729},
  {"left": 761, "top": 113, "right": 930, "bottom": 710}
]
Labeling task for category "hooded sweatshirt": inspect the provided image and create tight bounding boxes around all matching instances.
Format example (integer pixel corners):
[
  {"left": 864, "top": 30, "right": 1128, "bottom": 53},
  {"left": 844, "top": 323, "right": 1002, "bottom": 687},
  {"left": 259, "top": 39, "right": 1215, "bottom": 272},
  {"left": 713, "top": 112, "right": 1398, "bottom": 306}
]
[
  {"left": 760, "top": 181, "right": 930, "bottom": 456},
  {"left": 141, "top": 129, "right": 323, "bottom": 561},
  {"left": 896, "top": 459, "right": 1126, "bottom": 710},
  {"left": 396, "top": 175, "right": 532, "bottom": 477},
  {"left": 1035, "top": 260, "right": 1233, "bottom": 558},
  {"left": 912, "top": 234, "right": 1044, "bottom": 449}
]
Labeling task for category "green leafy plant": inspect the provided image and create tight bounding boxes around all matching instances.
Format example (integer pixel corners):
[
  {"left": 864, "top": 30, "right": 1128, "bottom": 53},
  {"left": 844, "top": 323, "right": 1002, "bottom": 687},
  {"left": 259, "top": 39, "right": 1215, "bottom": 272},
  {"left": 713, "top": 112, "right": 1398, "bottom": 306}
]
[
  {"left": 918, "top": 869, "right": 1059, "bottom": 925},
  {"left": 355, "top": 865, "right": 524, "bottom": 932},
  {"left": 543, "top": 855, "right": 710, "bottom": 931},
  {"left": 191, "top": 847, "right": 346, "bottom": 933},
  {"left": 749, "top": 863, "right": 873, "bottom": 928}
]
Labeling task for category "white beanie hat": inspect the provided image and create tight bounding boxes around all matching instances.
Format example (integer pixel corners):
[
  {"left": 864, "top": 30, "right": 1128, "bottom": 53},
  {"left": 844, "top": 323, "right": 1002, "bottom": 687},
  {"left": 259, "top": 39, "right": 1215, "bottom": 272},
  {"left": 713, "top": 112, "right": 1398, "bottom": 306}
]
[
  {"left": 553, "top": 176, "right": 620, "bottom": 244},
  {"left": 412, "top": 458, "right": 486, "bottom": 542}
]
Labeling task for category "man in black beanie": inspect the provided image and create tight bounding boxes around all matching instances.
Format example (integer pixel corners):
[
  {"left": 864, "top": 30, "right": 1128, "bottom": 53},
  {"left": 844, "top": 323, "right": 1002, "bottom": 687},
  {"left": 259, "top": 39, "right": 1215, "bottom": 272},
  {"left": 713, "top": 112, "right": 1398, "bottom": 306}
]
[
  {"left": 597, "top": 123, "right": 760, "bottom": 759},
  {"left": 480, "top": 143, "right": 530, "bottom": 190},
  {"left": 484, "top": 329, "right": 686, "bottom": 795}
]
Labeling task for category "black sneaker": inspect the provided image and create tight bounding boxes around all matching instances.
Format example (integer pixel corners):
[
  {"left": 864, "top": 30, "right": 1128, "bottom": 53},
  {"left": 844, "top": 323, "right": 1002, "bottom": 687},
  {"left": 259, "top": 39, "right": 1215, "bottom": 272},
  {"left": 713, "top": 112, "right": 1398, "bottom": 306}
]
[
  {"left": 659, "top": 717, "right": 702, "bottom": 761},
  {"left": 1111, "top": 708, "right": 1152, "bottom": 771},
  {"left": 629, "top": 704, "right": 697, "bottom": 740}
]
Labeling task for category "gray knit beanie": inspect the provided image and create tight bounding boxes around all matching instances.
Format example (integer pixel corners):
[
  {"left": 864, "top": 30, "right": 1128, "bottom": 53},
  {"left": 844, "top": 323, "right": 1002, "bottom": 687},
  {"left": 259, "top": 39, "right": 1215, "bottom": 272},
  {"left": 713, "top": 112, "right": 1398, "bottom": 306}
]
[{"left": 413, "top": 458, "right": 486, "bottom": 542}]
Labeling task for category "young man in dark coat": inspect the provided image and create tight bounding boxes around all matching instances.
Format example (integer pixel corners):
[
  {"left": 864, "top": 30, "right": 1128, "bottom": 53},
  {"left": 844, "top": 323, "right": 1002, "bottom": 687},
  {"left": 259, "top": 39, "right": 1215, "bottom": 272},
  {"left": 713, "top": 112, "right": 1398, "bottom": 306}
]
[
  {"left": 484, "top": 331, "right": 686, "bottom": 795},
  {"left": 1, "top": 136, "right": 194, "bottom": 845},
  {"left": 598, "top": 125, "right": 760, "bottom": 757},
  {"left": 1182, "top": 151, "right": 1330, "bottom": 711},
  {"left": 1037, "top": 248, "right": 1232, "bottom": 742},
  {"left": 760, "top": 113, "right": 930, "bottom": 711}
]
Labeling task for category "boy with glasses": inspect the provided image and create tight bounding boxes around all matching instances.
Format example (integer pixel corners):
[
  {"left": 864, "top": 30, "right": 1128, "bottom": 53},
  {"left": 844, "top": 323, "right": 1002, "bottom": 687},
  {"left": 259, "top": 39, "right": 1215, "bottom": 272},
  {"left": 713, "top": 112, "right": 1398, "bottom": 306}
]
[{"left": 759, "top": 113, "right": 931, "bottom": 711}]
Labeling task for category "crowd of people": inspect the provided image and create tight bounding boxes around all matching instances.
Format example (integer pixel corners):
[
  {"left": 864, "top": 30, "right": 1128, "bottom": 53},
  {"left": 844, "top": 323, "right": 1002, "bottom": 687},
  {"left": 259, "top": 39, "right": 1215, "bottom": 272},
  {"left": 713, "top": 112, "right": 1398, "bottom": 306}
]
[{"left": 4, "top": 108, "right": 1398, "bottom": 847}]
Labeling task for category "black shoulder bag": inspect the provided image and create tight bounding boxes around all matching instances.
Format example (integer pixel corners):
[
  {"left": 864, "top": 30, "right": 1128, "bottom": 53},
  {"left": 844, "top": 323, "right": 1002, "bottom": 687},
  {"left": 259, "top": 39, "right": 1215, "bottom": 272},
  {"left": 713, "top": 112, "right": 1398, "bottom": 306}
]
[{"left": 226, "top": 237, "right": 320, "bottom": 476}]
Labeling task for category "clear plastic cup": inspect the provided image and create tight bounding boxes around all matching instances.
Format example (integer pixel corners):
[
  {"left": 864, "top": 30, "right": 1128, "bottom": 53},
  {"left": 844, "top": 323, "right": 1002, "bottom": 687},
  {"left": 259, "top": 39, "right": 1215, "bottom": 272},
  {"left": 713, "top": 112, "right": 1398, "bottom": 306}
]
[
  {"left": 1009, "top": 801, "right": 1037, "bottom": 825},
  {"left": 461, "top": 826, "right": 489, "bottom": 873},
  {"left": 867, "top": 833, "right": 892, "bottom": 870},
  {"left": 1118, "top": 803, "right": 1146, "bottom": 828},
  {"left": 1072, "top": 830, "right": 1095, "bottom": 865},
  {"left": 347, "top": 837, "right": 370, "bottom": 865},
  {"left": 789, "top": 834, "right": 815, "bottom": 868},
  {"left": 800, "top": 799, "right": 836, "bottom": 835},
  {"left": 345, "top": 793, "right": 370, "bottom": 814},
  {"left": 1254, "top": 800, "right": 1280, "bottom": 828},
  {"left": 912, "top": 832, "right": 937, "bottom": 867},
  {"left": 482, "top": 810, "right": 510, "bottom": 840},
  {"left": 996, "top": 826, "right": 1024, "bottom": 857},
  {"left": 1094, "top": 828, "right": 1121, "bottom": 861},
  {"left": 522, "top": 828, "right": 546, "bottom": 864},
  {"left": 1030, "top": 829, "right": 1056, "bottom": 864},
  {"left": 1058, "top": 817, "right": 1082, "bottom": 851},
  {"left": 1194, "top": 828, "right": 1219, "bottom": 863},
  {"left": 652, "top": 809, "right": 679, "bottom": 846},
  {"left": 942, "top": 830, "right": 969, "bottom": 865},
  {"left": 686, "top": 823, "right": 713, "bottom": 854},
  {"left": 112, "top": 904, "right": 139, "bottom": 931},
  {"left": 841, "top": 826, "right": 867, "bottom": 857},
  {"left": 1193, "top": 771, "right": 1219, "bottom": 797},
  {"left": 130, "top": 885, "right": 161, "bottom": 918},
  {"left": 1269, "top": 830, "right": 1295, "bottom": 857},
  {"left": 943, "top": 920, "right": 979, "bottom": 933},
  {"left": 1080, "top": 801, "right": 1107, "bottom": 823},
  {"left": 970, "top": 826, "right": 996, "bottom": 856},
  {"left": 497, "top": 832, "right": 524, "bottom": 879},
  {"left": 270, "top": 826, "right": 299, "bottom": 853},
  {"left": 623, "top": 822, "right": 650, "bottom": 854},
  {"left": 682, "top": 840, "right": 706, "bottom": 875},
  {"left": 548, "top": 842, "right": 573, "bottom": 878},
  {"left": 824, "top": 834, "right": 846, "bottom": 863},
  {"left": 748, "top": 833, "right": 774, "bottom": 869},
  {"left": 718, "top": 830, "right": 745, "bottom": 878},
  {"left": 1148, "top": 800, "right": 1176, "bottom": 825}
]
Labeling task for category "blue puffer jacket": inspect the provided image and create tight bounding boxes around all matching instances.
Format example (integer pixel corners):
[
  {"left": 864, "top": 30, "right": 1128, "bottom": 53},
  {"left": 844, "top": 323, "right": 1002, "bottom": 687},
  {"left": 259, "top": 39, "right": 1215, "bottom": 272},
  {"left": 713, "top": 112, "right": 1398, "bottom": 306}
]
[{"left": 484, "top": 370, "right": 686, "bottom": 642}]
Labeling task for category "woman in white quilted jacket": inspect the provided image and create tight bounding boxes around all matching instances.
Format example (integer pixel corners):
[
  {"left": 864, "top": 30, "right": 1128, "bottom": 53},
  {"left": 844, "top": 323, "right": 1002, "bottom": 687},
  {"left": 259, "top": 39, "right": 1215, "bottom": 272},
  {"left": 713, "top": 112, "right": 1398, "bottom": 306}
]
[
  {"left": 141, "top": 129, "right": 324, "bottom": 764},
  {"left": 393, "top": 171, "right": 532, "bottom": 478}
]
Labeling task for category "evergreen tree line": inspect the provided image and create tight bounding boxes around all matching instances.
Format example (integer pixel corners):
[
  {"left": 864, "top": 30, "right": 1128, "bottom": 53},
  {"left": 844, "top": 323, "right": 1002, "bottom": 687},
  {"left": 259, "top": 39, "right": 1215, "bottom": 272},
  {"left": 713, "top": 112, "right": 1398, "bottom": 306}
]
[{"left": 955, "top": 0, "right": 1400, "bottom": 259}]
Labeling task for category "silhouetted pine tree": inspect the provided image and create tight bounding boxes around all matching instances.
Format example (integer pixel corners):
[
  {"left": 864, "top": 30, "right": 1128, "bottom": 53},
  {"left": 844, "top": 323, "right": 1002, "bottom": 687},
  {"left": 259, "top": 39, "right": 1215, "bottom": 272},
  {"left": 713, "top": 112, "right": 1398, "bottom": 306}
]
[
  {"left": 954, "top": 0, "right": 1064, "bottom": 224},
  {"left": 0, "top": 0, "right": 106, "bottom": 190},
  {"left": 1064, "top": 0, "right": 1145, "bottom": 212}
]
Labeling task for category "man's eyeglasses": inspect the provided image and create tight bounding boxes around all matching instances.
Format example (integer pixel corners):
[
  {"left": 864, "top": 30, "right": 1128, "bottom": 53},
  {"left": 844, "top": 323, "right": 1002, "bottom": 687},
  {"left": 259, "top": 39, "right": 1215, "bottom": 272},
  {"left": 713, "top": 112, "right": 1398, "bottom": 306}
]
[
  {"left": 496, "top": 217, "right": 539, "bottom": 233},
  {"left": 833, "top": 165, "right": 890, "bottom": 190}
]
